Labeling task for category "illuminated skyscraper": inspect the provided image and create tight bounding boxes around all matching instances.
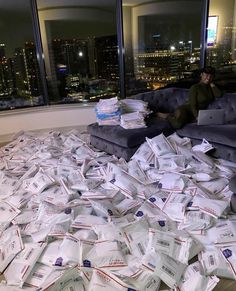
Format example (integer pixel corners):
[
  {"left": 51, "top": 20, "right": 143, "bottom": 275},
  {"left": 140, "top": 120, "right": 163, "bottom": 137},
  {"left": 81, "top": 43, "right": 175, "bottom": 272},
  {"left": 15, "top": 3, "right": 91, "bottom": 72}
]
[
  {"left": 52, "top": 39, "right": 89, "bottom": 97},
  {"left": 95, "top": 35, "right": 119, "bottom": 81},
  {"left": 0, "top": 44, "right": 13, "bottom": 96}
]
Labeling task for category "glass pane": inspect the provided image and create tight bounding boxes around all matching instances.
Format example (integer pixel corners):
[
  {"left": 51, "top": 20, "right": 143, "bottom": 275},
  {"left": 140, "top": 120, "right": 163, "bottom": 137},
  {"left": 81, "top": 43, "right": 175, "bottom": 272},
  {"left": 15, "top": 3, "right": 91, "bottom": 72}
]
[
  {"left": 0, "top": 0, "right": 43, "bottom": 110},
  {"left": 37, "top": 0, "right": 118, "bottom": 104},
  {"left": 123, "top": 0, "right": 204, "bottom": 96},
  {"left": 207, "top": 0, "right": 236, "bottom": 92}
]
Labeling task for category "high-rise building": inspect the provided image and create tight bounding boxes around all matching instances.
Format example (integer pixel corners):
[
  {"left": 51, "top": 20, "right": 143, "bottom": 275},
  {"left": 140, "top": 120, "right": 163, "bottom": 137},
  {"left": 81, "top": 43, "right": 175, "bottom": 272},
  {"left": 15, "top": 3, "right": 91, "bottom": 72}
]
[
  {"left": 0, "top": 43, "right": 6, "bottom": 60},
  {"left": 95, "top": 35, "right": 119, "bottom": 81},
  {"left": 12, "top": 43, "right": 41, "bottom": 98},
  {"left": 52, "top": 39, "right": 89, "bottom": 97},
  {"left": 24, "top": 42, "right": 41, "bottom": 97},
  {"left": 135, "top": 48, "right": 189, "bottom": 89},
  {"left": 0, "top": 44, "right": 14, "bottom": 96},
  {"left": 52, "top": 39, "right": 89, "bottom": 76}
]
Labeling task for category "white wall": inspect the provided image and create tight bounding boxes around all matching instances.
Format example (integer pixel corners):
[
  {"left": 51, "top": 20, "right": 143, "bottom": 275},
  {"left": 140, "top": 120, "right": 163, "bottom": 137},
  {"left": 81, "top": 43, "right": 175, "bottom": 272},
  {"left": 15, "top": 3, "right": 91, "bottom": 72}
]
[{"left": 0, "top": 104, "right": 96, "bottom": 143}]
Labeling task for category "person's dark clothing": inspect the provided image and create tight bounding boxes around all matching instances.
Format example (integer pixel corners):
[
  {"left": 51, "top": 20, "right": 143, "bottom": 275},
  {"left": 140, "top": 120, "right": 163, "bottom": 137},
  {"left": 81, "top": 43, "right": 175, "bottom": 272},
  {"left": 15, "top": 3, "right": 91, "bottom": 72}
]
[{"left": 168, "top": 82, "right": 222, "bottom": 129}]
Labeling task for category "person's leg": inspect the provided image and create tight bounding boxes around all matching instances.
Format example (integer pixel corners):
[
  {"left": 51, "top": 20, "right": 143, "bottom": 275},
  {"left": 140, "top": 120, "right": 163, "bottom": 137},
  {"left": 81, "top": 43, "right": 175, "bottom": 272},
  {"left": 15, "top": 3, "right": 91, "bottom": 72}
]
[
  {"left": 167, "top": 106, "right": 190, "bottom": 129},
  {"left": 156, "top": 112, "right": 170, "bottom": 119},
  {"left": 174, "top": 108, "right": 182, "bottom": 119}
]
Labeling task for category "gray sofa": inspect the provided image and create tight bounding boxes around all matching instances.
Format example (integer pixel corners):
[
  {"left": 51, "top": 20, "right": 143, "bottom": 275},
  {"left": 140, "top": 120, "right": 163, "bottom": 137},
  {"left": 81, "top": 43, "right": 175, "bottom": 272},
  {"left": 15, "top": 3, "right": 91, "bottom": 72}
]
[{"left": 87, "top": 87, "right": 236, "bottom": 162}]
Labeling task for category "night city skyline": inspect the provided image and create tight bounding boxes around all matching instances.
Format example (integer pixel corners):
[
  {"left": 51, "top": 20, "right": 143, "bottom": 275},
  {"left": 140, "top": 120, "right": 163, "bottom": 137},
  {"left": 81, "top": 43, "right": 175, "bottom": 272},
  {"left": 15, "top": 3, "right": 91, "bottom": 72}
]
[{"left": 0, "top": 0, "right": 235, "bottom": 110}]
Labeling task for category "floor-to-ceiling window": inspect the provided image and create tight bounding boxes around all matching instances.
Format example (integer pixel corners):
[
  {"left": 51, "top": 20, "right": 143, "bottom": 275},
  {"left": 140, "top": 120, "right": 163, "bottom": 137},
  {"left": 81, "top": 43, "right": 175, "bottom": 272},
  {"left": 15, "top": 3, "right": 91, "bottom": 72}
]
[
  {"left": 0, "top": 0, "right": 43, "bottom": 110},
  {"left": 123, "top": 0, "right": 205, "bottom": 96},
  {"left": 36, "top": 0, "right": 118, "bottom": 104},
  {"left": 206, "top": 0, "right": 236, "bottom": 92},
  {"left": 0, "top": 0, "right": 235, "bottom": 111}
]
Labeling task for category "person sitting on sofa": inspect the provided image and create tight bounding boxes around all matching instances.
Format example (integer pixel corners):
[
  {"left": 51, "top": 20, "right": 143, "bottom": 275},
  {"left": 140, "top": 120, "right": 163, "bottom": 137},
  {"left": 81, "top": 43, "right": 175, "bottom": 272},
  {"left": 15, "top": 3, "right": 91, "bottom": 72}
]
[{"left": 166, "top": 66, "right": 222, "bottom": 129}]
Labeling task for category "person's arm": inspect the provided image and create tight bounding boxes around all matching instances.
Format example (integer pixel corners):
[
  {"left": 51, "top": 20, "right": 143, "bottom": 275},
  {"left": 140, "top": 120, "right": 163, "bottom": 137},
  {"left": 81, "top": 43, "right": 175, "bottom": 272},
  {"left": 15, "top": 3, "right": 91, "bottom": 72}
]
[
  {"left": 188, "top": 85, "right": 198, "bottom": 118},
  {"left": 210, "top": 83, "right": 222, "bottom": 98}
]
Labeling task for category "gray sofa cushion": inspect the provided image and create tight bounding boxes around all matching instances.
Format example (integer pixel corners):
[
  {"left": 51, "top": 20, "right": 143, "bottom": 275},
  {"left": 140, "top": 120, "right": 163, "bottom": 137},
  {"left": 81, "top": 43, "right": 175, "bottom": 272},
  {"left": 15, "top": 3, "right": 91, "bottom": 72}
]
[
  {"left": 208, "top": 93, "right": 236, "bottom": 123},
  {"left": 88, "top": 117, "right": 174, "bottom": 148},
  {"left": 189, "top": 137, "right": 236, "bottom": 162},
  {"left": 177, "top": 123, "right": 236, "bottom": 148},
  {"left": 135, "top": 87, "right": 189, "bottom": 113}
]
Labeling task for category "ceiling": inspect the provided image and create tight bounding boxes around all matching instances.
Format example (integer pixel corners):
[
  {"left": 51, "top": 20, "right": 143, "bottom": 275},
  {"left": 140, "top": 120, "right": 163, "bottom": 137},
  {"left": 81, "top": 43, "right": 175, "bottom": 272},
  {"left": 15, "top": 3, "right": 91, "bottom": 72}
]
[
  {"left": 0, "top": 0, "right": 199, "bottom": 11},
  {"left": 0, "top": 0, "right": 167, "bottom": 11},
  {"left": 37, "top": 0, "right": 155, "bottom": 9}
]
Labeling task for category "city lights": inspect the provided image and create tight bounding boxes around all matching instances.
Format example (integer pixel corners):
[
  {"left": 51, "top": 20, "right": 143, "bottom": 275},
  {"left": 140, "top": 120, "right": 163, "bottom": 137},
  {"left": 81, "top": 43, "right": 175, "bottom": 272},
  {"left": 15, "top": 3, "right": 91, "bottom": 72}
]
[{"left": 0, "top": 0, "right": 235, "bottom": 109}]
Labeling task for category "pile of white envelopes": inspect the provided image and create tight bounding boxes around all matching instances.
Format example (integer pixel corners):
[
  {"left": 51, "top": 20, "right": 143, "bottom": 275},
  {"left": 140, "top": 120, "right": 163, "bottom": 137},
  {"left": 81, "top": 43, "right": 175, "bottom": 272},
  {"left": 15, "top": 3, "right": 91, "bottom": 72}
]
[
  {"left": 95, "top": 97, "right": 121, "bottom": 126},
  {"left": 120, "top": 99, "right": 150, "bottom": 115},
  {"left": 0, "top": 129, "right": 236, "bottom": 291},
  {"left": 120, "top": 112, "right": 147, "bottom": 129}
]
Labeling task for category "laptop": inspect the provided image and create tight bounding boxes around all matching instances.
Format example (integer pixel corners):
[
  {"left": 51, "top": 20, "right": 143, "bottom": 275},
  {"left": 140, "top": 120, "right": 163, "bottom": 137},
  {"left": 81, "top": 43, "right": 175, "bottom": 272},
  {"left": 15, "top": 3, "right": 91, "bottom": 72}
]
[{"left": 197, "top": 109, "right": 225, "bottom": 125}]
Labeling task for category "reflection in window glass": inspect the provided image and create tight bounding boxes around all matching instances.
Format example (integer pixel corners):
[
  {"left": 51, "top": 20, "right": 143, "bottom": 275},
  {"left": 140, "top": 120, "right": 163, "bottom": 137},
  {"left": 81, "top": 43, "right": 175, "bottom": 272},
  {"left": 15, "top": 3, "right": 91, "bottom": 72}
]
[
  {"left": 0, "top": 0, "right": 43, "bottom": 110},
  {"left": 37, "top": 0, "right": 118, "bottom": 104},
  {"left": 123, "top": 0, "right": 204, "bottom": 96},
  {"left": 207, "top": 0, "right": 236, "bottom": 92}
]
